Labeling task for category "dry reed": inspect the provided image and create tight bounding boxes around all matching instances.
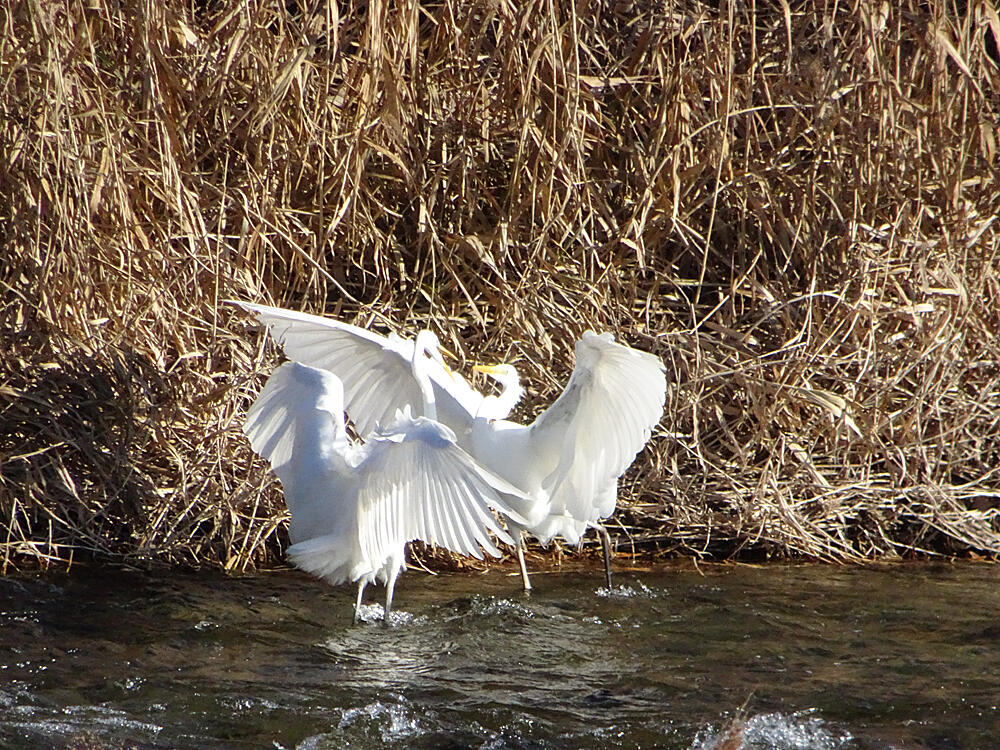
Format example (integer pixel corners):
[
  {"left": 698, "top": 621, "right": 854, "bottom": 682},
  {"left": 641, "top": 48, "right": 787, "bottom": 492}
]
[{"left": 2, "top": 0, "right": 999, "bottom": 571}]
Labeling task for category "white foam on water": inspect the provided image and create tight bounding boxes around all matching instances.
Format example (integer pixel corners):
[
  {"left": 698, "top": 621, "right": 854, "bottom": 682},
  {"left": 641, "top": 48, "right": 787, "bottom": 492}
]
[
  {"left": 353, "top": 603, "right": 424, "bottom": 627},
  {"left": 114, "top": 675, "right": 144, "bottom": 692},
  {"left": 338, "top": 695, "right": 423, "bottom": 742},
  {"left": 295, "top": 735, "right": 326, "bottom": 750},
  {"left": 354, "top": 603, "right": 387, "bottom": 623},
  {"left": 221, "top": 695, "right": 281, "bottom": 712},
  {"left": 595, "top": 580, "right": 657, "bottom": 598},
  {"left": 295, "top": 694, "right": 424, "bottom": 748},
  {"left": 468, "top": 596, "right": 535, "bottom": 618},
  {"left": 0, "top": 689, "right": 19, "bottom": 710},
  {"left": 691, "top": 709, "right": 853, "bottom": 750},
  {"left": 7, "top": 703, "right": 163, "bottom": 744}
]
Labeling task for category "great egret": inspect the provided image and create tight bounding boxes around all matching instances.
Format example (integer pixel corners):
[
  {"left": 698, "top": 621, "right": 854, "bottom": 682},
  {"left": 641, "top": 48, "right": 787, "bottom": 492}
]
[
  {"left": 465, "top": 337, "right": 666, "bottom": 590},
  {"left": 242, "top": 360, "right": 529, "bottom": 623},
  {"left": 231, "top": 301, "right": 666, "bottom": 590}
]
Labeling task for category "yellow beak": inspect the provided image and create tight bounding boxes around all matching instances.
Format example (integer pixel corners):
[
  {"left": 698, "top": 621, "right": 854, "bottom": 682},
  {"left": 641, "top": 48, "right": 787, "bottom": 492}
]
[
  {"left": 473, "top": 364, "right": 504, "bottom": 375},
  {"left": 435, "top": 344, "right": 457, "bottom": 373}
]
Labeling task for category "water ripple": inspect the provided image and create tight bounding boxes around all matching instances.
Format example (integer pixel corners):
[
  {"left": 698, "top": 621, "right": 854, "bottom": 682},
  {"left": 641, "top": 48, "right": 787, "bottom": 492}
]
[{"left": 2, "top": 565, "right": 998, "bottom": 748}]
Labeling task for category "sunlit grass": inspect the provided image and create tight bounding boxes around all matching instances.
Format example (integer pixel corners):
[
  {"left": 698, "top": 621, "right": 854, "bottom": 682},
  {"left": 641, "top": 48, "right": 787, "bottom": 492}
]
[{"left": 2, "top": 0, "right": 999, "bottom": 569}]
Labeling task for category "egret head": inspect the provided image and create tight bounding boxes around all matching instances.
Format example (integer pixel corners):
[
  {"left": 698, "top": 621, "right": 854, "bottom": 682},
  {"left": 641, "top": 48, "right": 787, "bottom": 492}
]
[
  {"left": 473, "top": 363, "right": 520, "bottom": 388},
  {"left": 414, "top": 329, "right": 441, "bottom": 355},
  {"left": 414, "top": 329, "right": 455, "bottom": 372},
  {"left": 472, "top": 363, "right": 523, "bottom": 420}
]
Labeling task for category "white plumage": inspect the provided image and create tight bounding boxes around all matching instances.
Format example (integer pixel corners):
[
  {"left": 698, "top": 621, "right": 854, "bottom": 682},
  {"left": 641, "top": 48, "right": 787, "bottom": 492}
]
[
  {"left": 242, "top": 360, "right": 529, "bottom": 623},
  {"left": 471, "top": 333, "right": 667, "bottom": 546},
  {"left": 232, "top": 304, "right": 490, "bottom": 437},
  {"left": 232, "top": 301, "right": 666, "bottom": 590}
]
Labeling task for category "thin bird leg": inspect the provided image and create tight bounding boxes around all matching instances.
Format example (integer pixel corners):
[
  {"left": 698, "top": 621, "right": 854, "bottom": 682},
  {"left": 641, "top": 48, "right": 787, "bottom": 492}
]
[
  {"left": 353, "top": 581, "right": 366, "bottom": 625},
  {"left": 516, "top": 534, "right": 532, "bottom": 592},
  {"left": 595, "top": 524, "right": 613, "bottom": 590},
  {"left": 383, "top": 569, "right": 398, "bottom": 626}
]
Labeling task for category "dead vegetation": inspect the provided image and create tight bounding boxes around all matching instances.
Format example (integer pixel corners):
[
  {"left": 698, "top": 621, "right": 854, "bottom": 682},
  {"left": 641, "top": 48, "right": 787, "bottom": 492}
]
[{"left": 2, "top": 0, "right": 1000, "bottom": 571}]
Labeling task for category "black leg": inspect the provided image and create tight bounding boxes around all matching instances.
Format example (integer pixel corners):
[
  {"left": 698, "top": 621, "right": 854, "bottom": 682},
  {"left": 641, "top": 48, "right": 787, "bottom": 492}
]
[{"left": 596, "top": 524, "right": 613, "bottom": 589}]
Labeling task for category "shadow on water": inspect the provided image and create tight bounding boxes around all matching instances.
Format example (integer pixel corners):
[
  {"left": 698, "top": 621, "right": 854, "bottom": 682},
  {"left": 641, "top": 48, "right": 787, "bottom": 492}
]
[{"left": 1, "top": 562, "right": 998, "bottom": 749}]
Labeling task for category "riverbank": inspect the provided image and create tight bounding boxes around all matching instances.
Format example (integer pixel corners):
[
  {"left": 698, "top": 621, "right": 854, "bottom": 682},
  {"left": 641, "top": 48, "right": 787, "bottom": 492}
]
[{"left": 3, "top": 0, "right": 999, "bottom": 570}]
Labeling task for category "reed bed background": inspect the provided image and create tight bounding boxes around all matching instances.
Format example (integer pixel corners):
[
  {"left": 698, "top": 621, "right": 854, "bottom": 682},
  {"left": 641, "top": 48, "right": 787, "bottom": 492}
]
[{"left": 3, "top": 0, "right": 1000, "bottom": 571}]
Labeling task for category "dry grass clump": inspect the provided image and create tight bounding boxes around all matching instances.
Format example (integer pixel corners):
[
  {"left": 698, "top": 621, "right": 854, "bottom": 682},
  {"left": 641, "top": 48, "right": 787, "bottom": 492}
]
[{"left": 2, "top": 0, "right": 999, "bottom": 570}]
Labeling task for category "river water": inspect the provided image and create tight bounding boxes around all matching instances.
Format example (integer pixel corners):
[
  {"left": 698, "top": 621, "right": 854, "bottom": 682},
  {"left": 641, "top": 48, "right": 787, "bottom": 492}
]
[{"left": 1, "top": 561, "right": 997, "bottom": 749}]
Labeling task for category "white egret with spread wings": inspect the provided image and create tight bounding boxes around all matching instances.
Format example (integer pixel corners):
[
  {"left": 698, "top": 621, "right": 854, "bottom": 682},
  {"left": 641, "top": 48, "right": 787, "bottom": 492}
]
[
  {"left": 232, "top": 301, "right": 666, "bottom": 591},
  {"left": 242, "top": 359, "right": 529, "bottom": 623}
]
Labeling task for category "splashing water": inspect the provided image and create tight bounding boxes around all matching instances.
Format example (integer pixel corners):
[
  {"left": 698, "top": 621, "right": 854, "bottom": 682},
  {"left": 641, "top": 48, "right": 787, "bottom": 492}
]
[
  {"left": 337, "top": 695, "right": 423, "bottom": 743},
  {"left": 691, "top": 710, "right": 854, "bottom": 750},
  {"left": 352, "top": 603, "right": 424, "bottom": 627},
  {"left": 596, "top": 579, "right": 658, "bottom": 598}
]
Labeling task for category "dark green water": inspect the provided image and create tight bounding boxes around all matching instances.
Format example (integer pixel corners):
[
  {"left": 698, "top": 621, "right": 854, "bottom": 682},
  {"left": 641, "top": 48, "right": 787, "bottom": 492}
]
[{"left": 1, "top": 562, "right": 998, "bottom": 749}]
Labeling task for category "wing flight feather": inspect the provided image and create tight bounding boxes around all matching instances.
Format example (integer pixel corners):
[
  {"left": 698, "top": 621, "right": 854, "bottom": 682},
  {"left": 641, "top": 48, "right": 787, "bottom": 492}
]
[
  {"left": 526, "top": 332, "right": 666, "bottom": 540},
  {"left": 355, "top": 415, "right": 527, "bottom": 566},
  {"left": 242, "top": 362, "right": 363, "bottom": 580},
  {"left": 231, "top": 301, "right": 484, "bottom": 436}
]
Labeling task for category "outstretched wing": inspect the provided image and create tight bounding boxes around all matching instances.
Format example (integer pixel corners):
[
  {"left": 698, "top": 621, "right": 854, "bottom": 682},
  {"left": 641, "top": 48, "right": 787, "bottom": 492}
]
[
  {"left": 230, "top": 301, "right": 483, "bottom": 437},
  {"left": 355, "top": 412, "right": 530, "bottom": 569},
  {"left": 242, "top": 362, "right": 357, "bottom": 556},
  {"left": 527, "top": 332, "right": 666, "bottom": 542}
]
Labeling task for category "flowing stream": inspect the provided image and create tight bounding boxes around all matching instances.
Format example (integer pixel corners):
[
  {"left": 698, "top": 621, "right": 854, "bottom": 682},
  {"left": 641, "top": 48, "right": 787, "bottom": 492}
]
[{"left": 1, "top": 561, "right": 997, "bottom": 749}]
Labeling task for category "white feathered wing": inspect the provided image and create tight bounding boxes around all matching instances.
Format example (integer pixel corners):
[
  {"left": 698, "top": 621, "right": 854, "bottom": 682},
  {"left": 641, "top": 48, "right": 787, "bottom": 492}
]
[
  {"left": 242, "top": 361, "right": 529, "bottom": 589},
  {"left": 529, "top": 332, "right": 667, "bottom": 542},
  {"left": 231, "top": 301, "right": 487, "bottom": 438},
  {"left": 469, "top": 332, "right": 667, "bottom": 544}
]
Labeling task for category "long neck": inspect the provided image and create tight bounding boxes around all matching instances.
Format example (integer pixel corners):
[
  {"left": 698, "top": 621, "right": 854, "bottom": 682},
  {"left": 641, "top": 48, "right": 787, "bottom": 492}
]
[
  {"left": 477, "top": 369, "right": 524, "bottom": 420},
  {"left": 494, "top": 374, "right": 524, "bottom": 415},
  {"left": 412, "top": 332, "right": 438, "bottom": 422}
]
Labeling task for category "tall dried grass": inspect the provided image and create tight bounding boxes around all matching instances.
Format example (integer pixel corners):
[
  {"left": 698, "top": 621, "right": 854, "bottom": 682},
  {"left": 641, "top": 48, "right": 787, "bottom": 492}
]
[{"left": 2, "top": 0, "right": 999, "bottom": 570}]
